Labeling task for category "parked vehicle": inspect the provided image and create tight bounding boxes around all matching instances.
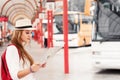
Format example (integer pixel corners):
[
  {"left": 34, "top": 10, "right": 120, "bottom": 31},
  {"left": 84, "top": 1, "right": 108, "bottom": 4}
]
[
  {"left": 92, "top": 0, "right": 120, "bottom": 70},
  {"left": 53, "top": 11, "right": 92, "bottom": 47}
]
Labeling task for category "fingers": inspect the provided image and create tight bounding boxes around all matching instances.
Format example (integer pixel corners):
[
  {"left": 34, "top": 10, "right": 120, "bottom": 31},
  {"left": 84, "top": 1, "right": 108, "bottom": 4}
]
[
  {"left": 41, "top": 63, "right": 46, "bottom": 67},
  {"left": 34, "top": 62, "right": 46, "bottom": 67}
]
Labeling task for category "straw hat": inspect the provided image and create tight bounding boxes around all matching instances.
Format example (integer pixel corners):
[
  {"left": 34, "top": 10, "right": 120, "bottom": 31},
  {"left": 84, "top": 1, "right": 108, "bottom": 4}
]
[{"left": 15, "top": 19, "right": 36, "bottom": 30}]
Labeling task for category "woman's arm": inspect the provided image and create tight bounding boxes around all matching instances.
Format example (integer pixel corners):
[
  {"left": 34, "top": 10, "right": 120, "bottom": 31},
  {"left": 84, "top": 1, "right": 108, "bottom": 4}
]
[
  {"left": 17, "top": 64, "right": 41, "bottom": 79},
  {"left": 6, "top": 45, "right": 46, "bottom": 79}
]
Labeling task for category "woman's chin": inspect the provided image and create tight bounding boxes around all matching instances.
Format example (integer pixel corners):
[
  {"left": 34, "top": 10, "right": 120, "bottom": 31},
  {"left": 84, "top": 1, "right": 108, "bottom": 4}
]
[{"left": 25, "top": 40, "right": 30, "bottom": 44}]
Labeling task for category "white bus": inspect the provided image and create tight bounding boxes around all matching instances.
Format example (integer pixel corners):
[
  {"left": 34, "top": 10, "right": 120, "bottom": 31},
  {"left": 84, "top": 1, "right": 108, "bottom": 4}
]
[
  {"left": 92, "top": 0, "right": 120, "bottom": 70},
  {"left": 53, "top": 11, "right": 92, "bottom": 47}
]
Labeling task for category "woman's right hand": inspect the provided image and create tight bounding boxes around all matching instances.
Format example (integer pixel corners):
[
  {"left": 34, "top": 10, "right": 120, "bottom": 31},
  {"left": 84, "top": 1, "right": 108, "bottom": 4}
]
[
  {"left": 30, "top": 62, "right": 46, "bottom": 72},
  {"left": 18, "top": 63, "right": 41, "bottom": 79},
  {"left": 30, "top": 63, "right": 41, "bottom": 72}
]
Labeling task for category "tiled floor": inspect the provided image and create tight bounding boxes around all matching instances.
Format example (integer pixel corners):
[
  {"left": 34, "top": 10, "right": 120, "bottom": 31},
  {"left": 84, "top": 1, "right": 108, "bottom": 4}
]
[
  {"left": 27, "top": 40, "right": 93, "bottom": 80},
  {"left": 0, "top": 40, "right": 93, "bottom": 80},
  {"left": 1, "top": 40, "right": 120, "bottom": 80}
]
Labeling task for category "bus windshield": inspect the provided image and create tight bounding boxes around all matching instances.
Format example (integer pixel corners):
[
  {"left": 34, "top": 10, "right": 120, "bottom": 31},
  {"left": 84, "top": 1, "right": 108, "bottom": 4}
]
[
  {"left": 92, "top": 0, "right": 120, "bottom": 41},
  {"left": 54, "top": 13, "right": 80, "bottom": 34}
]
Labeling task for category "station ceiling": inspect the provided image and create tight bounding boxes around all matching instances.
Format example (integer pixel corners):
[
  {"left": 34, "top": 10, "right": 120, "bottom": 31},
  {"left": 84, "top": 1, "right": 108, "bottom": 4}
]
[{"left": 0, "top": 0, "right": 45, "bottom": 25}]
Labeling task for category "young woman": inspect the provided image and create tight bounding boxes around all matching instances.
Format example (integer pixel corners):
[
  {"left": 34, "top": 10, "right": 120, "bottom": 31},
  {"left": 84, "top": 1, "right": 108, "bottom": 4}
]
[{"left": 1, "top": 19, "right": 46, "bottom": 80}]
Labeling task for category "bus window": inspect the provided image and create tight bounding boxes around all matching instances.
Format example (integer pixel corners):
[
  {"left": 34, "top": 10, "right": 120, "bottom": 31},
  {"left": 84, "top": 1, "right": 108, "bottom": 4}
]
[
  {"left": 54, "top": 14, "right": 79, "bottom": 34},
  {"left": 53, "top": 11, "right": 92, "bottom": 47}
]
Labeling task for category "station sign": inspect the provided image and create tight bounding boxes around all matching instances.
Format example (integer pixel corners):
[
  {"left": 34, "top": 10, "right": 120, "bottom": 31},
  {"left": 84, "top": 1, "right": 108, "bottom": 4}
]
[
  {"left": 39, "top": 13, "right": 47, "bottom": 19},
  {"left": 0, "top": 17, "right": 8, "bottom": 22},
  {"left": 55, "top": 0, "right": 63, "bottom": 12},
  {"left": 45, "top": 2, "right": 55, "bottom": 11}
]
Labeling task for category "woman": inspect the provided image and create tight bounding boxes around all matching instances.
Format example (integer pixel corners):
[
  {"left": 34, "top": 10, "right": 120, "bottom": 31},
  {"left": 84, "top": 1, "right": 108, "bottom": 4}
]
[{"left": 1, "top": 19, "right": 46, "bottom": 80}]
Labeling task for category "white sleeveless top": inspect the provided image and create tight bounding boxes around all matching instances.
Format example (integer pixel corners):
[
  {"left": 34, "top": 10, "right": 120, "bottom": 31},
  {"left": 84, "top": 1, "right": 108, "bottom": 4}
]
[{"left": 6, "top": 45, "right": 36, "bottom": 80}]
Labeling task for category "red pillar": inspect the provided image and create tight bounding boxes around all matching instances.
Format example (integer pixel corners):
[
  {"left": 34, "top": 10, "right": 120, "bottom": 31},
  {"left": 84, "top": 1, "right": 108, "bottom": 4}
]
[
  {"left": 40, "top": 19, "right": 44, "bottom": 48},
  {"left": 47, "top": 10, "right": 53, "bottom": 48},
  {"left": 37, "top": 20, "right": 44, "bottom": 47},
  {"left": 37, "top": 23, "right": 41, "bottom": 44},
  {"left": 63, "top": 0, "right": 69, "bottom": 73},
  {"left": 2, "top": 17, "right": 8, "bottom": 41},
  {"left": 3, "top": 21, "right": 7, "bottom": 37}
]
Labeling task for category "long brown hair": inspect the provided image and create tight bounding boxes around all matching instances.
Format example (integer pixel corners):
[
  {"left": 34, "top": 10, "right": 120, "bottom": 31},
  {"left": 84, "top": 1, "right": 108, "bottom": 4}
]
[{"left": 11, "top": 30, "right": 34, "bottom": 65}]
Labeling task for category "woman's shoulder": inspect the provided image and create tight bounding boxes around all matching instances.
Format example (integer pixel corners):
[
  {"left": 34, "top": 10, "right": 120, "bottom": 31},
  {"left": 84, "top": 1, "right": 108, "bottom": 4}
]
[{"left": 7, "top": 44, "right": 18, "bottom": 50}]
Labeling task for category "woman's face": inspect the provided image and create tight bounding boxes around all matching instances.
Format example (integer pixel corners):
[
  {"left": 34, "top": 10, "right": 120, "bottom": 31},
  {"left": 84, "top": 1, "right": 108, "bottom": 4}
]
[{"left": 21, "top": 30, "right": 32, "bottom": 43}]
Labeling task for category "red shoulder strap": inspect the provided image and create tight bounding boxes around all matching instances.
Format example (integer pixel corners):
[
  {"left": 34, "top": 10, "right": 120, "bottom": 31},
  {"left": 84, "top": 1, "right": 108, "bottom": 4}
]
[
  {"left": 1, "top": 50, "right": 12, "bottom": 80},
  {"left": 8, "top": 44, "right": 15, "bottom": 46}
]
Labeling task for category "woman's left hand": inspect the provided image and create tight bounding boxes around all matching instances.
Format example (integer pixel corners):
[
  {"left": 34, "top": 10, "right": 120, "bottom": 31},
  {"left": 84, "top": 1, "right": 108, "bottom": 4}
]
[{"left": 41, "top": 62, "right": 46, "bottom": 68}]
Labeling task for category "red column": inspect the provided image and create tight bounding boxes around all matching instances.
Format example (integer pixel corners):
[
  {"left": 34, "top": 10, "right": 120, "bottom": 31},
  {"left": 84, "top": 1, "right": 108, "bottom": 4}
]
[
  {"left": 4, "top": 21, "right": 7, "bottom": 37},
  {"left": 47, "top": 10, "right": 53, "bottom": 48},
  {"left": 37, "top": 23, "right": 41, "bottom": 44},
  {"left": 0, "top": 17, "right": 8, "bottom": 41},
  {"left": 63, "top": 0, "right": 69, "bottom": 73},
  {"left": 40, "top": 19, "right": 44, "bottom": 48},
  {"left": 2, "top": 21, "right": 6, "bottom": 41},
  {"left": 36, "top": 19, "right": 44, "bottom": 48}
]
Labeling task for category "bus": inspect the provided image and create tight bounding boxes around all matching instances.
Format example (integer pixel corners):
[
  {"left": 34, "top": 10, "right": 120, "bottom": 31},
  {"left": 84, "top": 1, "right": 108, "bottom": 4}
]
[
  {"left": 53, "top": 11, "right": 93, "bottom": 47},
  {"left": 92, "top": 0, "right": 120, "bottom": 70}
]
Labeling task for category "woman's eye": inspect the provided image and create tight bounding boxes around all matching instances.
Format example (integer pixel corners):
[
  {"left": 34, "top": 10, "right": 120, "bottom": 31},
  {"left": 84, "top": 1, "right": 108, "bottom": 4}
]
[
  {"left": 26, "top": 32, "right": 32, "bottom": 34},
  {"left": 26, "top": 32, "right": 29, "bottom": 34},
  {"left": 25, "top": 30, "right": 32, "bottom": 34}
]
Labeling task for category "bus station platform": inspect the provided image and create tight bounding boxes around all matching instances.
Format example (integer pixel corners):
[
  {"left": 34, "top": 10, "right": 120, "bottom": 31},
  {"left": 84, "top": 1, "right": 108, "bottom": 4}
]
[
  {"left": 0, "top": 39, "right": 93, "bottom": 80},
  {"left": 27, "top": 40, "right": 93, "bottom": 80}
]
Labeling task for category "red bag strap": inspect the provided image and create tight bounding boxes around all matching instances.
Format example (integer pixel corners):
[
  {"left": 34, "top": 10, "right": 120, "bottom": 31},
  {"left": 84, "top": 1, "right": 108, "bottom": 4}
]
[{"left": 1, "top": 50, "right": 12, "bottom": 80}]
